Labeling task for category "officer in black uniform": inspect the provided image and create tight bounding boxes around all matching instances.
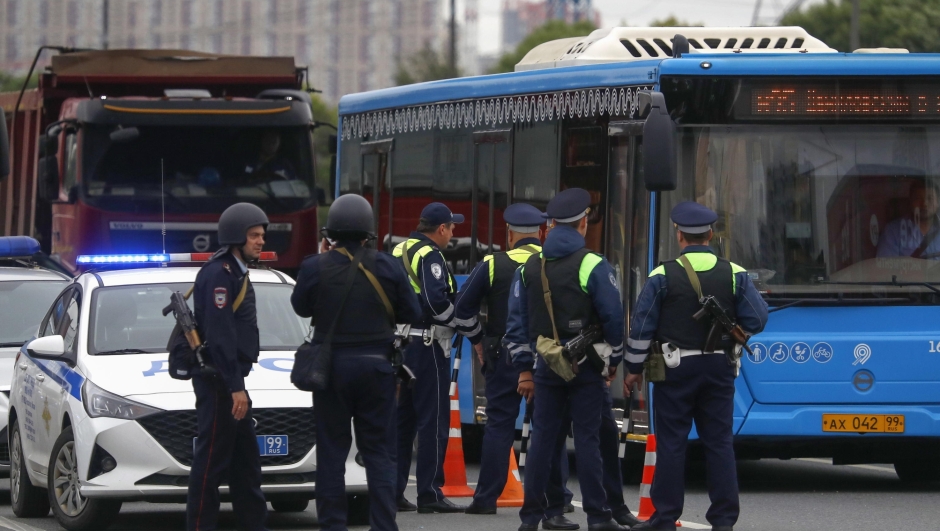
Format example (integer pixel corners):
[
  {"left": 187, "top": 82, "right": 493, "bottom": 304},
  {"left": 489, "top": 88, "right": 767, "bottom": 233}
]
[
  {"left": 393, "top": 203, "right": 468, "bottom": 513},
  {"left": 291, "top": 194, "right": 422, "bottom": 531},
  {"left": 625, "top": 202, "right": 768, "bottom": 531},
  {"left": 187, "top": 202, "right": 269, "bottom": 531},
  {"left": 505, "top": 188, "right": 628, "bottom": 531},
  {"left": 454, "top": 203, "right": 577, "bottom": 529}
]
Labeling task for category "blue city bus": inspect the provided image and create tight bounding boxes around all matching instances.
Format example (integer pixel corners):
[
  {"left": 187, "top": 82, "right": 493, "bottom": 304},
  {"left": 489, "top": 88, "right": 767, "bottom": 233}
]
[{"left": 337, "top": 26, "right": 940, "bottom": 480}]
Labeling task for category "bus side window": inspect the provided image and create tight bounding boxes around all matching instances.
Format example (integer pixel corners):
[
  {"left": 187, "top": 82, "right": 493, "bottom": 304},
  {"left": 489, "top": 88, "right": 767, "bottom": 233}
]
[
  {"left": 339, "top": 137, "right": 362, "bottom": 194},
  {"left": 513, "top": 121, "right": 559, "bottom": 209},
  {"left": 562, "top": 122, "right": 608, "bottom": 252}
]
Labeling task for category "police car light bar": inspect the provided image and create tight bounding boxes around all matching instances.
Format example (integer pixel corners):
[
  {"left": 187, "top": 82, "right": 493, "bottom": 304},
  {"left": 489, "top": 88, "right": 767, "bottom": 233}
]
[
  {"left": 76, "top": 254, "right": 170, "bottom": 265},
  {"left": 0, "top": 236, "right": 41, "bottom": 259},
  {"left": 169, "top": 252, "right": 278, "bottom": 262},
  {"left": 75, "top": 252, "right": 278, "bottom": 265}
]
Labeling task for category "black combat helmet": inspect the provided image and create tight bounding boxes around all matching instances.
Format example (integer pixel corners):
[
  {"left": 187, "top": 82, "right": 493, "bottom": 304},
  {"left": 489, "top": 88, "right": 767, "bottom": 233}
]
[
  {"left": 323, "top": 194, "right": 375, "bottom": 241},
  {"left": 218, "top": 203, "right": 269, "bottom": 245}
]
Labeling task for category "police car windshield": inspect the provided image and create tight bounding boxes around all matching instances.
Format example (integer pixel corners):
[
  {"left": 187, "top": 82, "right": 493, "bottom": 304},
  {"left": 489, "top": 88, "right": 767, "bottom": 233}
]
[
  {"left": 0, "top": 280, "right": 68, "bottom": 346},
  {"left": 89, "top": 282, "right": 308, "bottom": 355},
  {"left": 82, "top": 125, "right": 315, "bottom": 215},
  {"left": 659, "top": 125, "right": 940, "bottom": 305}
]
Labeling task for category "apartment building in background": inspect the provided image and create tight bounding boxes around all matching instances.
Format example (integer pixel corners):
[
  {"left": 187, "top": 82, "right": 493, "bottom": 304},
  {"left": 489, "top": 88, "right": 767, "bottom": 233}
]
[{"left": 0, "top": 0, "right": 477, "bottom": 103}]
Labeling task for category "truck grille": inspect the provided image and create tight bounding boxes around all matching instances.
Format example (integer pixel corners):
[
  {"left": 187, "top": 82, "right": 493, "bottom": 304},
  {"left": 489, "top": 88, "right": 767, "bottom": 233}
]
[{"left": 137, "top": 408, "right": 315, "bottom": 467}]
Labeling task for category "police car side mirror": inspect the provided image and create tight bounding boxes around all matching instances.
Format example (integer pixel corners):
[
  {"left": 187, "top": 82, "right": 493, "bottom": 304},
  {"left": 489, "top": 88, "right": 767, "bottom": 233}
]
[
  {"left": 27, "top": 335, "right": 66, "bottom": 361},
  {"left": 638, "top": 91, "right": 677, "bottom": 192}
]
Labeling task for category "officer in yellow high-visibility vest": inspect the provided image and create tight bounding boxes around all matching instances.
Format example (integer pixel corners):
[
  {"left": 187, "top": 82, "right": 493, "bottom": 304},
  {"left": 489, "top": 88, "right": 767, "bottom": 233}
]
[{"left": 392, "top": 202, "right": 467, "bottom": 514}]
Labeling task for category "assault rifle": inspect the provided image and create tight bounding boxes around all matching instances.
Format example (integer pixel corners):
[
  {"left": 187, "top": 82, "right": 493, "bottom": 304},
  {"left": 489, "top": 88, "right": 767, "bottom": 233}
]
[
  {"left": 693, "top": 295, "right": 754, "bottom": 358},
  {"left": 563, "top": 324, "right": 605, "bottom": 374},
  {"left": 162, "top": 291, "right": 216, "bottom": 374}
]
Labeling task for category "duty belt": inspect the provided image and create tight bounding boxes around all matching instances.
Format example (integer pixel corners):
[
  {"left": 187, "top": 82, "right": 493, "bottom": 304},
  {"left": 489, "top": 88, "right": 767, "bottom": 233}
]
[{"left": 676, "top": 349, "right": 724, "bottom": 357}]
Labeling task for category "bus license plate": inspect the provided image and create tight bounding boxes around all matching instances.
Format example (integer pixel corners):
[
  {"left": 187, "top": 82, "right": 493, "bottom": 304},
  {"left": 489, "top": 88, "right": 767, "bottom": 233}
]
[
  {"left": 822, "top": 414, "right": 905, "bottom": 434},
  {"left": 257, "top": 435, "right": 288, "bottom": 456}
]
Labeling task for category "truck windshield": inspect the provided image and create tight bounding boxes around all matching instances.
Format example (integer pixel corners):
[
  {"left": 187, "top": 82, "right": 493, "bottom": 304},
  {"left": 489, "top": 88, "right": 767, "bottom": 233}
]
[
  {"left": 658, "top": 125, "right": 940, "bottom": 304},
  {"left": 83, "top": 125, "right": 316, "bottom": 215},
  {"left": 89, "top": 283, "right": 309, "bottom": 354}
]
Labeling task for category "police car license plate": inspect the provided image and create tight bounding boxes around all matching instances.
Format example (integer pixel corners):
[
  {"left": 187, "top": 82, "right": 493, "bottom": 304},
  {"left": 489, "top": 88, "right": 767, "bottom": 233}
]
[
  {"left": 822, "top": 414, "right": 905, "bottom": 433},
  {"left": 257, "top": 435, "right": 288, "bottom": 456},
  {"left": 193, "top": 435, "right": 289, "bottom": 456}
]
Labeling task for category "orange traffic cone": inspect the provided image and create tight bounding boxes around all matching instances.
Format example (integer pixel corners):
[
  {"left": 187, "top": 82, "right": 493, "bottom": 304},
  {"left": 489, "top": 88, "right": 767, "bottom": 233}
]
[
  {"left": 440, "top": 386, "right": 475, "bottom": 497},
  {"left": 636, "top": 434, "right": 681, "bottom": 526},
  {"left": 496, "top": 450, "right": 525, "bottom": 507}
]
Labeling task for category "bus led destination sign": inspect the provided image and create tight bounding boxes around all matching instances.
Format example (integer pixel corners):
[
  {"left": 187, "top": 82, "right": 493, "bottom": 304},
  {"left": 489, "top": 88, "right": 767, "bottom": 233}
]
[{"left": 751, "top": 86, "right": 940, "bottom": 117}]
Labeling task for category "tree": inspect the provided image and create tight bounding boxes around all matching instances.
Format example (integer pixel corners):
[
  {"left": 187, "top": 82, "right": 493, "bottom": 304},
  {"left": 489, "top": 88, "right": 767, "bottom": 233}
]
[
  {"left": 394, "top": 45, "right": 461, "bottom": 86},
  {"left": 490, "top": 19, "right": 597, "bottom": 74},
  {"left": 0, "top": 71, "right": 38, "bottom": 93},
  {"left": 781, "top": 0, "right": 940, "bottom": 53},
  {"left": 650, "top": 16, "right": 704, "bottom": 27}
]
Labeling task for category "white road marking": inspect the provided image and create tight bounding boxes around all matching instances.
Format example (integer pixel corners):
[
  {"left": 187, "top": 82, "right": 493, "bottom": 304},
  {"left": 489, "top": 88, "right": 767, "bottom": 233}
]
[
  {"left": 798, "top": 458, "right": 898, "bottom": 474},
  {"left": 0, "top": 516, "right": 46, "bottom": 531}
]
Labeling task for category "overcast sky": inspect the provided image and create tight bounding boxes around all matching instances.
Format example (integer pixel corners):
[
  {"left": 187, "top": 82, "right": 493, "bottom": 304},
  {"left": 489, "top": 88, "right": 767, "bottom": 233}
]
[{"left": 476, "top": 0, "right": 826, "bottom": 55}]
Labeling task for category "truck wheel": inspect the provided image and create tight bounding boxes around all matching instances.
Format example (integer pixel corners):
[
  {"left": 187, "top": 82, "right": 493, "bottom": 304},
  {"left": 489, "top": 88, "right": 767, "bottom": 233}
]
[
  {"left": 271, "top": 497, "right": 309, "bottom": 512},
  {"left": 895, "top": 459, "right": 940, "bottom": 483},
  {"left": 347, "top": 494, "right": 370, "bottom": 526},
  {"left": 47, "top": 427, "right": 122, "bottom": 531},
  {"left": 10, "top": 420, "right": 50, "bottom": 517}
]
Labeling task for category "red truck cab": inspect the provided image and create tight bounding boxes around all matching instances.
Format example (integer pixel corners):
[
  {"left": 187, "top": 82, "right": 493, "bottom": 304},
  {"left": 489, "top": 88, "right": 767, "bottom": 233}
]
[{"left": 1, "top": 49, "right": 321, "bottom": 275}]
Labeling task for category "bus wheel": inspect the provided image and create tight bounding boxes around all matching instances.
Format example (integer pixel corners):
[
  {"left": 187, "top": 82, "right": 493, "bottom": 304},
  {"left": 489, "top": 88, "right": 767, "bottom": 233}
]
[{"left": 894, "top": 459, "right": 940, "bottom": 483}]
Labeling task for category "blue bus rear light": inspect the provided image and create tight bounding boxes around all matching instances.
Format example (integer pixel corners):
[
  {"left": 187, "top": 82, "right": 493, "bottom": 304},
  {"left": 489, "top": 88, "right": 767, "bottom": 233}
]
[
  {"left": 0, "top": 236, "right": 41, "bottom": 259},
  {"left": 76, "top": 254, "right": 170, "bottom": 264}
]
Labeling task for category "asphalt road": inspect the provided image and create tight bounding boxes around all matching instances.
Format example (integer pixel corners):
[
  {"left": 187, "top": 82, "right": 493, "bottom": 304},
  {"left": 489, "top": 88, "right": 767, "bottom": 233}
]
[{"left": 0, "top": 458, "right": 937, "bottom": 531}]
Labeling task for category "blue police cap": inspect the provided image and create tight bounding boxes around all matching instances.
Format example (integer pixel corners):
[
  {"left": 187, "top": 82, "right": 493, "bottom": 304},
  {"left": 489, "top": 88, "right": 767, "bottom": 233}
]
[
  {"left": 670, "top": 201, "right": 718, "bottom": 234},
  {"left": 420, "top": 202, "right": 464, "bottom": 225},
  {"left": 503, "top": 203, "right": 544, "bottom": 233},
  {"left": 543, "top": 188, "right": 591, "bottom": 222}
]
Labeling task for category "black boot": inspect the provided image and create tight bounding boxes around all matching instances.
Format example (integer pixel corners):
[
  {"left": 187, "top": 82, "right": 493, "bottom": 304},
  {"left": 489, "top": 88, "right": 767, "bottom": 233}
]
[
  {"left": 542, "top": 515, "right": 580, "bottom": 530},
  {"left": 464, "top": 500, "right": 497, "bottom": 515},
  {"left": 614, "top": 512, "right": 641, "bottom": 527},
  {"left": 587, "top": 520, "right": 627, "bottom": 531},
  {"left": 417, "top": 497, "right": 467, "bottom": 514},
  {"left": 397, "top": 497, "right": 417, "bottom": 512}
]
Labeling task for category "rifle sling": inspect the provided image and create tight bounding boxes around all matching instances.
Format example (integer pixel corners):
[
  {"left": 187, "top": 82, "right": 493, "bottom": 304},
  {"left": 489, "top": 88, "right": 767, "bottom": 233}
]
[
  {"left": 336, "top": 246, "right": 395, "bottom": 325},
  {"left": 677, "top": 255, "right": 704, "bottom": 300},
  {"left": 183, "top": 272, "right": 249, "bottom": 311},
  {"left": 539, "top": 256, "right": 561, "bottom": 344}
]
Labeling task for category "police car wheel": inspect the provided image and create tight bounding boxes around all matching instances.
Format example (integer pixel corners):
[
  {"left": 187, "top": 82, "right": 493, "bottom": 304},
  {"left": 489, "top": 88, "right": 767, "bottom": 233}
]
[
  {"left": 894, "top": 459, "right": 940, "bottom": 483},
  {"left": 347, "top": 494, "right": 370, "bottom": 526},
  {"left": 270, "top": 497, "right": 310, "bottom": 512},
  {"left": 47, "top": 427, "right": 122, "bottom": 531},
  {"left": 9, "top": 420, "right": 50, "bottom": 518}
]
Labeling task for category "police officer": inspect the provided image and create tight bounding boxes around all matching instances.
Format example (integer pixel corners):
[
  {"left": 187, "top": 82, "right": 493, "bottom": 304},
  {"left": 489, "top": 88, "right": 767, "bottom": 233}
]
[
  {"left": 187, "top": 202, "right": 269, "bottom": 531},
  {"left": 291, "top": 194, "right": 422, "bottom": 531},
  {"left": 624, "top": 202, "right": 768, "bottom": 531},
  {"left": 393, "top": 202, "right": 468, "bottom": 513},
  {"left": 505, "top": 188, "right": 628, "bottom": 531},
  {"left": 454, "top": 203, "right": 577, "bottom": 529}
]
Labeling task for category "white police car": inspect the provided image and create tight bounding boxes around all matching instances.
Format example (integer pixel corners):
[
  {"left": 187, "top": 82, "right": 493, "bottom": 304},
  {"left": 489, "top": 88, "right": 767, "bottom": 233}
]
[
  {"left": 8, "top": 253, "right": 368, "bottom": 530},
  {"left": 0, "top": 237, "right": 71, "bottom": 476}
]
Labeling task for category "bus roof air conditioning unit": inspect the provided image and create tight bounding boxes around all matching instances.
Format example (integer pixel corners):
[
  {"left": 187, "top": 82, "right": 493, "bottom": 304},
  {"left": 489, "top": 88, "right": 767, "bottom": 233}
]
[{"left": 515, "top": 27, "right": 836, "bottom": 71}]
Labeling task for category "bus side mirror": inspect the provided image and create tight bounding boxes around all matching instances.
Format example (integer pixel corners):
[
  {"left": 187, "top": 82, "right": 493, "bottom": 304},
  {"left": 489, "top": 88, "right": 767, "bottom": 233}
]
[
  {"left": 638, "top": 91, "right": 677, "bottom": 191},
  {"left": 38, "top": 155, "right": 60, "bottom": 202},
  {"left": 0, "top": 109, "right": 9, "bottom": 180}
]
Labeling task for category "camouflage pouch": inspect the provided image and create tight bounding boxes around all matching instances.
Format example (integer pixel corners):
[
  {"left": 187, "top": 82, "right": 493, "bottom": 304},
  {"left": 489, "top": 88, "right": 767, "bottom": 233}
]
[{"left": 645, "top": 342, "right": 667, "bottom": 383}]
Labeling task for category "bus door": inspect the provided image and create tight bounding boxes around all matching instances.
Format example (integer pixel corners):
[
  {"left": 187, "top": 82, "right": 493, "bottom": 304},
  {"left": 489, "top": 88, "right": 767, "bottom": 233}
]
[
  {"left": 359, "top": 139, "right": 393, "bottom": 250},
  {"left": 607, "top": 121, "right": 651, "bottom": 447},
  {"left": 470, "top": 129, "right": 512, "bottom": 267},
  {"left": 464, "top": 129, "right": 512, "bottom": 424}
]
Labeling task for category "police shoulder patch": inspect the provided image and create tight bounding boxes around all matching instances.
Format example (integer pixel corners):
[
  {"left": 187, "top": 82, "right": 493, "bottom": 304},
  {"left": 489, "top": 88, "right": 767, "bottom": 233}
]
[
  {"left": 214, "top": 287, "right": 228, "bottom": 309},
  {"left": 609, "top": 272, "right": 618, "bottom": 288},
  {"left": 430, "top": 263, "right": 443, "bottom": 280}
]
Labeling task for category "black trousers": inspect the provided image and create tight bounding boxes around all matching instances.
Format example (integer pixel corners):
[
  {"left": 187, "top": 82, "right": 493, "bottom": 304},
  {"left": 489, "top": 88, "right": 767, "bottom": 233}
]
[
  {"left": 186, "top": 376, "right": 268, "bottom": 531},
  {"left": 651, "top": 354, "right": 739, "bottom": 529},
  {"left": 314, "top": 352, "right": 398, "bottom": 531}
]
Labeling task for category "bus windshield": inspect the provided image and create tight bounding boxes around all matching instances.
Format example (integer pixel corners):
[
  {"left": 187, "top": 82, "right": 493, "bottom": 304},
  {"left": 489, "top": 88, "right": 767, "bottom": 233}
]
[
  {"left": 82, "top": 125, "right": 315, "bottom": 215},
  {"left": 659, "top": 125, "right": 940, "bottom": 304}
]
